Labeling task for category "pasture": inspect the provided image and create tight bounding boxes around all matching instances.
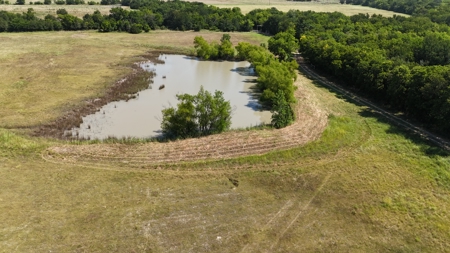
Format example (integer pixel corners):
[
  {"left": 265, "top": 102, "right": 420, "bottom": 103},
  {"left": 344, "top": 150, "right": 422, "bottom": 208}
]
[{"left": 0, "top": 28, "right": 449, "bottom": 251}]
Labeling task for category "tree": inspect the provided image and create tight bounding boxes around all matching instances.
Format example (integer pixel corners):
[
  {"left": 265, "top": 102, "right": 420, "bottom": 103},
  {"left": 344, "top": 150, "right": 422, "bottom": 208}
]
[
  {"left": 15, "top": 0, "right": 25, "bottom": 5},
  {"left": 271, "top": 90, "right": 294, "bottom": 129},
  {"left": 161, "top": 94, "right": 197, "bottom": 139},
  {"left": 219, "top": 34, "right": 235, "bottom": 59},
  {"left": 161, "top": 86, "right": 232, "bottom": 139},
  {"left": 268, "top": 28, "right": 298, "bottom": 61},
  {"left": 194, "top": 35, "right": 212, "bottom": 59}
]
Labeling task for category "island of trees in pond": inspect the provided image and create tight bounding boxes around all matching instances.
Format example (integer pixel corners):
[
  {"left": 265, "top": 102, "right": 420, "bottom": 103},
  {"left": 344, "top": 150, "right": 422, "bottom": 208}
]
[{"left": 2, "top": 0, "right": 450, "bottom": 136}]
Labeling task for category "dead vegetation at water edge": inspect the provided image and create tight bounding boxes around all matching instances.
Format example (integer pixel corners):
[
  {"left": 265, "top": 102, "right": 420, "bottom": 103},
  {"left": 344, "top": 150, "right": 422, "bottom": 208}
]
[{"left": 33, "top": 51, "right": 173, "bottom": 139}]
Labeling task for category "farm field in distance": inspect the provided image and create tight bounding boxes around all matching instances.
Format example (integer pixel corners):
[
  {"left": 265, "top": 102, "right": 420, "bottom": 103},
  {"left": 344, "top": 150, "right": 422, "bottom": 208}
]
[{"left": 0, "top": 0, "right": 408, "bottom": 18}]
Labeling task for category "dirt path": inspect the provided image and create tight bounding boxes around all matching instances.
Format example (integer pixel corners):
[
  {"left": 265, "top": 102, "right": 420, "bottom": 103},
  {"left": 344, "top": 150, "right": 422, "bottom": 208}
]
[
  {"left": 297, "top": 56, "right": 450, "bottom": 152},
  {"left": 42, "top": 72, "right": 329, "bottom": 166}
]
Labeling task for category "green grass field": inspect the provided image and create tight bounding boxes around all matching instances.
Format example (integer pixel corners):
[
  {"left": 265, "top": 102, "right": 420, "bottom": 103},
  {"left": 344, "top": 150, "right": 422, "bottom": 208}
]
[{"left": 1, "top": 29, "right": 449, "bottom": 252}]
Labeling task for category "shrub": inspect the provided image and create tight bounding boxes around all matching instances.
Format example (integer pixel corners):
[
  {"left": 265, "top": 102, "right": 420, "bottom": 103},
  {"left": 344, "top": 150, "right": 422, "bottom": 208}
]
[
  {"left": 129, "top": 23, "right": 142, "bottom": 34},
  {"left": 56, "top": 8, "right": 68, "bottom": 15}
]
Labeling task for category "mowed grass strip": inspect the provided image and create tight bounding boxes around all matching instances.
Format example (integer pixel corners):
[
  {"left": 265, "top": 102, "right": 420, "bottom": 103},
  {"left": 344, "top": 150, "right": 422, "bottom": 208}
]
[{"left": 0, "top": 30, "right": 268, "bottom": 129}]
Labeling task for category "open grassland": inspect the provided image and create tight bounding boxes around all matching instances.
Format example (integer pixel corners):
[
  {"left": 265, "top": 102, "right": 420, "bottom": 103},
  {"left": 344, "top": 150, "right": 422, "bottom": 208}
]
[
  {"left": 0, "top": 0, "right": 409, "bottom": 18},
  {"left": 1, "top": 77, "right": 450, "bottom": 252},
  {"left": 0, "top": 30, "right": 267, "bottom": 130},
  {"left": 0, "top": 3, "right": 120, "bottom": 18},
  {"left": 1, "top": 30, "right": 450, "bottom": 251},
  {"left": 191, "top": 0, "right": 409, "bottom": 16}
]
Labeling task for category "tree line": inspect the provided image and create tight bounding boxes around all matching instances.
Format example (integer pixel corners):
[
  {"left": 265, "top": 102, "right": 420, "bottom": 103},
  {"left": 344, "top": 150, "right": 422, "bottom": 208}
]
[
  {"left": 341, "top": 0, "right": 441, "bottom": 15},
  {"left": 0, "top": 0, "right": 255, "bottom": 33},
  {"left": 285, "top": 11, "right": 450, "bottom": 135},
  {"left": 194, "top": 35, "right": 297, "bottom": 129},
  {"left": 340, "top": 0, "right": 450, "bottom": 27}
]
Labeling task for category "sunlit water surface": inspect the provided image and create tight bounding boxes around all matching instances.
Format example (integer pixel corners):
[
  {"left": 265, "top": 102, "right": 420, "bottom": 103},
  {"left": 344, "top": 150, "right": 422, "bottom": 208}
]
[{"left": 71, "top": 55, "right": 271, "bottom": 139}]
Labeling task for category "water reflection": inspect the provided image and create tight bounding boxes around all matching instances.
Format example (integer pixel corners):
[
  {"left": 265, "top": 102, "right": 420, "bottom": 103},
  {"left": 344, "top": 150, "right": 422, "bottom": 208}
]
[{"left": 71, "top": 55, "right": 272, "bottom": 140}]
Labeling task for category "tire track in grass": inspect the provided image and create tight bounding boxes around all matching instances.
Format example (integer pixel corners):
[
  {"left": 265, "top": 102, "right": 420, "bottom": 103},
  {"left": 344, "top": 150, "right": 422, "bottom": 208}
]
[
  {"left": 239, "top": 173, "right": 332, "bottom": 253},
  {"left": 268, "top": 173, "right": 332, "bottom": 251}
]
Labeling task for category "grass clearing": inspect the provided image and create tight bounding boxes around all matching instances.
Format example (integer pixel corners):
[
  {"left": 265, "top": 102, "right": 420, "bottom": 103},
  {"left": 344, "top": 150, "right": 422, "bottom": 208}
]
[{"left": 1, "top": 29, "right": 449, "bottom": 251}]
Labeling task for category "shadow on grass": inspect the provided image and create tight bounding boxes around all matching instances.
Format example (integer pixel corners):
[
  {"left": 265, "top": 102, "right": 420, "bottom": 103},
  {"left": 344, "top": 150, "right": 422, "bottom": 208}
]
[
  {"left": 359, "top": 108, "right": 449, "bottom": 157},
  {"left": 298, "top": 66, "right": 450, "bottom": 158}
]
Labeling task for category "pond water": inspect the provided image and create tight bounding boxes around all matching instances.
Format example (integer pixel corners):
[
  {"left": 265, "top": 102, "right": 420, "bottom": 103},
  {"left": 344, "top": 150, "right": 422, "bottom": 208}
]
[{"left": 70, "top": 55, "right": 272, "bottom": 140}]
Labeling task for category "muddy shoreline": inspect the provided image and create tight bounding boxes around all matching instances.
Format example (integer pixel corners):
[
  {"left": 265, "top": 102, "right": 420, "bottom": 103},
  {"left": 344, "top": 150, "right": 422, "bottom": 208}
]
[{"left": 33, "top": 51, "right": 172, "bottom": 139}]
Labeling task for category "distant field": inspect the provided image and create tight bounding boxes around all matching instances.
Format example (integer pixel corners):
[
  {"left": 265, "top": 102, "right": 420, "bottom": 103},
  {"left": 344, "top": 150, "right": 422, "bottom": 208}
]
[
  {"left": 191, "top": 0, "right": 409, "bottom": 16},
  {"left": 0, "top": 3, "right": 121, "bottom": 18},
  {"left": 0, "top": 0, "right": 409, "bottom": 18}
]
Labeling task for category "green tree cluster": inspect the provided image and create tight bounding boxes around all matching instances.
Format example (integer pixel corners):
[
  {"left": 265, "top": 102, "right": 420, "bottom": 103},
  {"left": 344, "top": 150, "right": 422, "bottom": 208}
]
[
  {"left": 294, "top": 11, "right": 450, "bottom": 134},
  {"left": 343, "top": 0, "right": 441, "bottom": 15},
  {"left": 268, "top": 27, "right": 298, "bottom": 61},
  {"left": 125, "top": 0, "right": 253, "bottom": 32},
  {"left": 236, "top": 42, "right": 297, "bottom": 107},
  {"left": 194, "top": 35, "right": 297, "bottom": 129},
  {"left": 161, "top": 86, "right": 232, "bottom": 139},
  {"left": 271, "top": 90, "right": 295, "bottom": 129},
  {"left": 194, "top": 34, "right": 235, "bottom": 60}
]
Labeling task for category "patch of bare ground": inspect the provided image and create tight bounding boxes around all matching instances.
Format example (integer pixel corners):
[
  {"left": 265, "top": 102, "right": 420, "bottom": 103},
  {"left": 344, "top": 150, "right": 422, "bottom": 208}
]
[{"left": 43, "top": 71, "right": 329, "bottom": 166}]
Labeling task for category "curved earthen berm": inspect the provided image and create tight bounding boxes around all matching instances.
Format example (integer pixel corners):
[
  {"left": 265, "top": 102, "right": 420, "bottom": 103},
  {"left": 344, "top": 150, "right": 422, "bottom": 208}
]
[{"left": 43, "top": 74, "right": 329, "bottom": 166}]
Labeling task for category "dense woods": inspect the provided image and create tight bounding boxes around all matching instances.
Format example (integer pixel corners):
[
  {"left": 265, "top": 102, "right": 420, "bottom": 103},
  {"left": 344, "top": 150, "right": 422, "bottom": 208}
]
[
  {"left": 291, "top": 11, "right": 450, "bottom": 134},
  {"left": 342, "top": 0, "right": 441, "bottom": 15}
]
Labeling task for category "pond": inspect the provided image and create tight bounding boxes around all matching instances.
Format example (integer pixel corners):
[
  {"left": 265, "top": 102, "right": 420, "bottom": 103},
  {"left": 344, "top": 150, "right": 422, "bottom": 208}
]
[{"left": 70, "top": 55, "right": 272, "bottom": 140}]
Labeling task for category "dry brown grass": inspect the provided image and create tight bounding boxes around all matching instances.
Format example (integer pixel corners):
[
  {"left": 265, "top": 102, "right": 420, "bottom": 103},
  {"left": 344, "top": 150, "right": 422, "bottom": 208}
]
[
  {"left": 0, "top": 3, "right": 120, "bottom": 18},
  {"left": 2, "top": 67, "right": 449, "bottom": 252},
  {"left": 190, "top": 0, "right": 409, "bottom": 16},
  {"left": 1, "top": 27, "right": 449, "bottom": 253}
]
